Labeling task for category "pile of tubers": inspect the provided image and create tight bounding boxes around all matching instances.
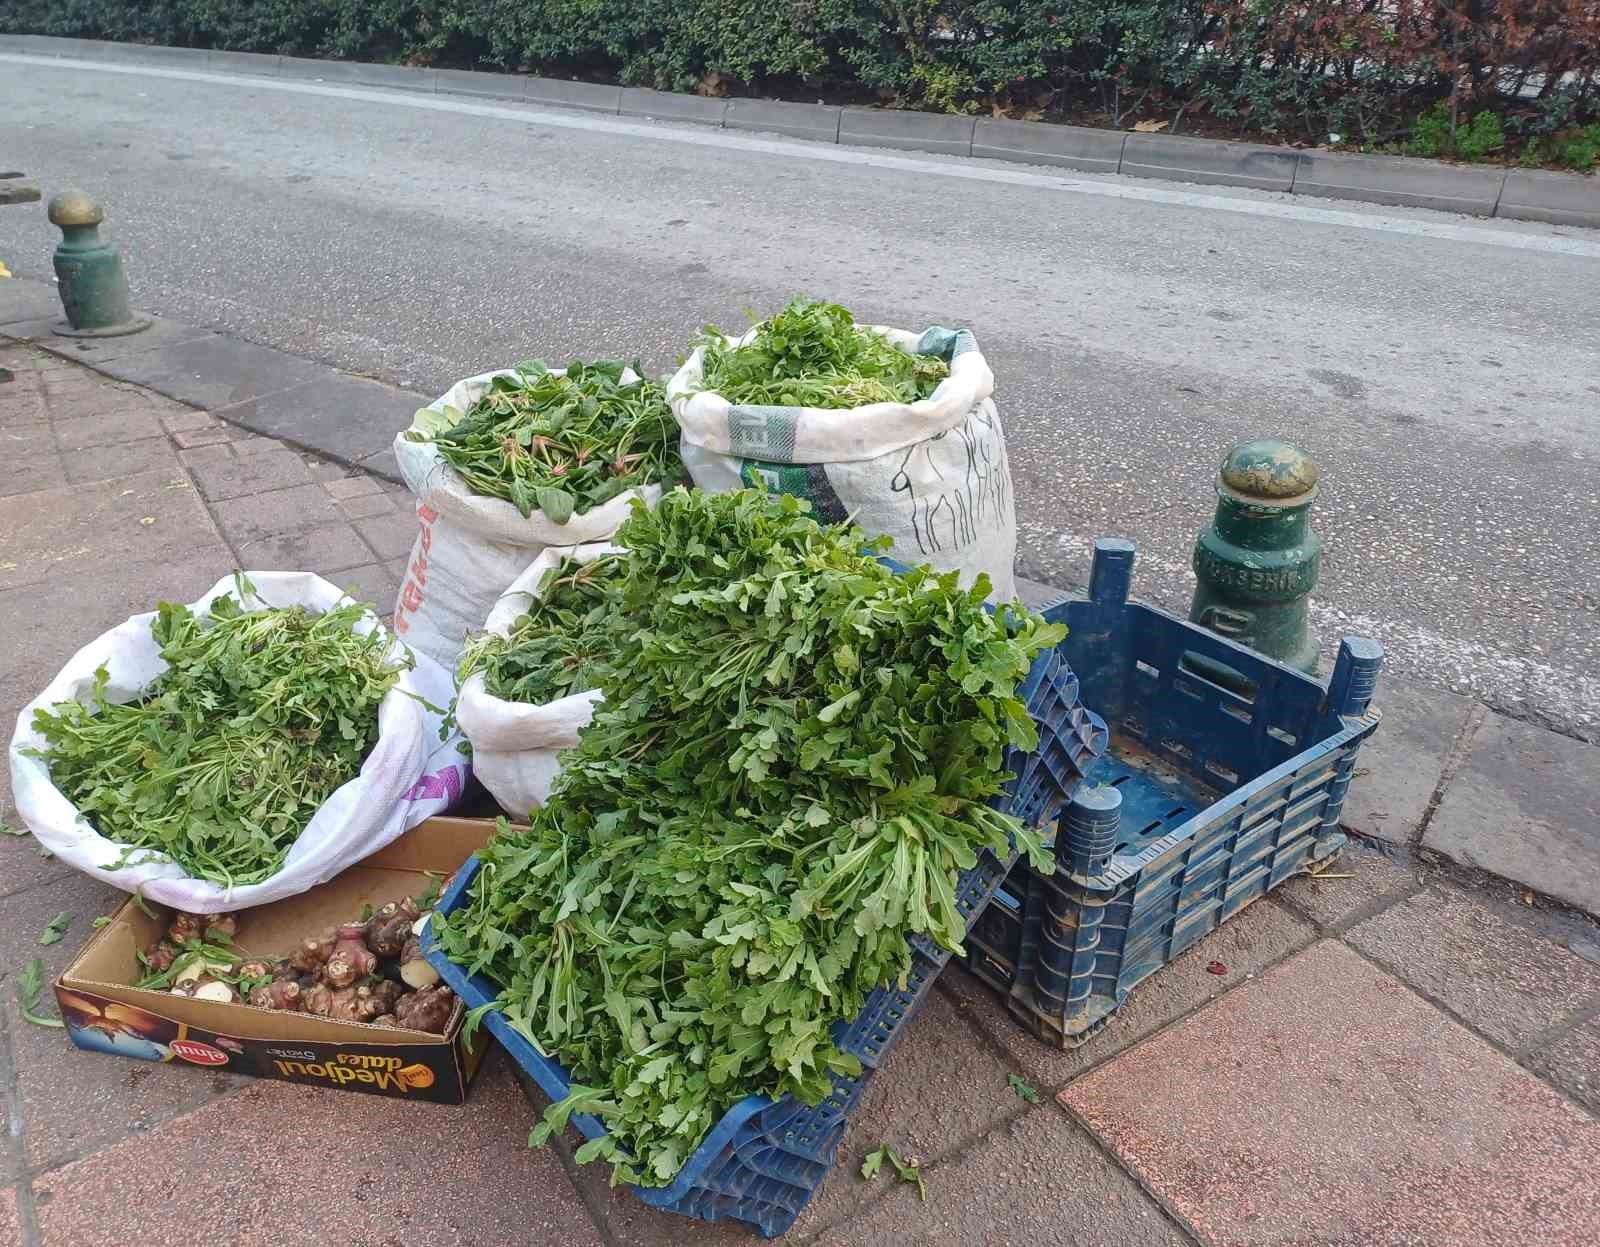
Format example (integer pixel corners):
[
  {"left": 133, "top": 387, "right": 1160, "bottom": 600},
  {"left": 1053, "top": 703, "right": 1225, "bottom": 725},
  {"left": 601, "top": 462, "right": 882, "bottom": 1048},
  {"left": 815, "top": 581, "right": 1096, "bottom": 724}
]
[{"left": 145, "top": 897, "right": 456, "bottom": 1034}]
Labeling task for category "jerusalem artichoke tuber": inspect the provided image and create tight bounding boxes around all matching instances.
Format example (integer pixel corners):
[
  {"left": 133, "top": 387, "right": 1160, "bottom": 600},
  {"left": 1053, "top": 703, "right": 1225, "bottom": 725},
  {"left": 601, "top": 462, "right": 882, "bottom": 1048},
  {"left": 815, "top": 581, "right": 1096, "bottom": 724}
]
[
  {"left": 323, "top": 922, "right": 378, "bottom": 988},
  {"left": 290, "top": 928, "right": 337, "bottom": 973},
  {"left": 247, "top": 979, "right": 303, "bottom": 1011},
  {"left": 398, "top": 935, "right": 440, "bottom": 989},
  {"left": 394, "top": 985, "right": 454, "bottom": 1034}
]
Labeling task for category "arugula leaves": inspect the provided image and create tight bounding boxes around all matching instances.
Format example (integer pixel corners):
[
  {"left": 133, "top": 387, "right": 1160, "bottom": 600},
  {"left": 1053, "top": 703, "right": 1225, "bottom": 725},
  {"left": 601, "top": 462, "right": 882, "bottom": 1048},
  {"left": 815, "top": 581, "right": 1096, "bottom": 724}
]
[
  {"left": 694, "top": 299, "right": 949, "bottom": 409},
  {"left": 434, "top": 489, "right": 1062, "bottom": 1189},
  {"left": 1008, "top": 1072, "right": 1040, "bottom": 1104},
  {"left": 861, "top": 1145, "right": 926, "bottom": 1201},
  {"left": 409, "top": 359, "right": 683, "bottom": 521},
  {"left": 16, "top": 958, "right": 64, "bottom": 1028},
  {"left": 460, "top": 553, "right": 626, "bottom": 703},
  {"left": 38, "top": 912, "right": 71, "bottom": 947},
  {"left": 27, "top": 585, "right": 402, "bottom": 887}
]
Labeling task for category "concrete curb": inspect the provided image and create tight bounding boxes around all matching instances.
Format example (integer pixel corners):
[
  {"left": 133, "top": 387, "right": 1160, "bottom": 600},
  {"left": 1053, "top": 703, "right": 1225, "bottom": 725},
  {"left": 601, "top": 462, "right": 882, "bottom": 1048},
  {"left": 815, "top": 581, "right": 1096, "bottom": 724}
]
[
  {"left": 6, "top": 32, "right": 1598, "bottom": 227},
  {"left": 4, "top": 272, "right": 1598, "bottom": 921}
]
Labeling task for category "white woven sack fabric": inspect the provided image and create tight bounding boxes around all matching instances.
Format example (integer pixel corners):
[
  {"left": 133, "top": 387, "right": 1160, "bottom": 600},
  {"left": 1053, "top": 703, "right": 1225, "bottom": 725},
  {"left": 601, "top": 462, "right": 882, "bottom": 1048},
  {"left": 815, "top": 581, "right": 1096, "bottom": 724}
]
[
  {"left": 392, "top": 368, "right": 662, "bottom": 666},
  {"left": 8, "top": 572, "right": 466, "bottom": 912},
  {"left": 455, "top": 543, "right": 622, "bottom": 818},
  {"left": 667, "top": 325, "right": 1017, "bottom": 599}
]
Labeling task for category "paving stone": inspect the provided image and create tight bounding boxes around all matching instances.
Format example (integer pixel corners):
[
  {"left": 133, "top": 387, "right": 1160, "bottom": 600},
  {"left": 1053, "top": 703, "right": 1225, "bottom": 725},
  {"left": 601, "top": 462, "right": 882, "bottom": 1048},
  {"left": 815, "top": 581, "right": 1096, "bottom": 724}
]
[
  {"left": 945, "top": 895, "right": 1314, "bottom": 1092},
  {"left": 1273, "top": 837, "right": 1427, "bottom": 932},
  {"left": 50, "top": 408, "right": 167, "bottom": 451},
  {"left": 336, "top": 491, "right": 395, "bottom": 520},
  {"left": 808, "top": 1107, "right": 1188, "bottom": 1247},
  {"left": 227, "top": 433, "right": 282, "bottom": 456},
  {"left": 0, "top": 277, "right": 62, "bottom": 325},
  {"left": 233, "top": 522, "right": 375, "bottom": 577},
  {"left": 1527, "top": 1015, "right": 1600, "bottom": 1115},
  {"left": 171, "top": 426, "right": 234, "bottom": 448},
  {"left": 788, "top": 991, "right": 1047, "bottom": 1239},
  {"left": 2, "top": 454, "right": 66, "bottom": 497},
  {"left": 306, "top": 458, "right": 354, "bottom": 483},
  {"left": 1, "top": 426, "right": 55, "bottom": 460},
  {"left": 1425, "top": 712, "right": 1600, "bottom": 918},
  {"left": 325, "top": 562, "right": 401, "bottom": 611},
  {"left": 353, "top": 513, "right": 419, "bottom": 561},
  {"left": 0, "top": 379, "right": 49, "bottom": 427},
  {"left": 1346, "top": 885, "right": 1600, "bottom": 1051},
  {"left": 0, "top": 1188, "right": 18, "bottom": 1247},
  {"left": 212, "top": 483, "right": 343, "bottom": 546},
  {"left": 19, "top": 316, "right": 213, "bottom": 365},
  {"left": 188, "top": 447, "right": 312, "bottom": 502},
  {"left": 0, "top": 872, "right": 248, "bottom": 1175},
  {"left": 0, "top": 469, "right": 220, "bottom": 593},
  {"left": 211, "top": 372, "right": 423, "bottom": 467},
  {"left": 31, "top": 1053, "right": 602, "bottom": 1246},
  {"left": 176, "top": 443, "right": 236, "bottom": 469},
  {"left": 1342, "top": 678, "right": 1475, "bottom": 845},
  {"left": 89, "top": 335, "right": 326, "bottom": 413},
  {"left": 322, "top": 474, "right": 383, "bottom": 501},
  {"left": 61, "top": 436, "right": 180, "bottom": 486},
  {"left": 1062, "top": 940, "right": 1600, "bottom": 1247},
  {"left": 159, "top": 409, "right": 218, "bottom": 434}
]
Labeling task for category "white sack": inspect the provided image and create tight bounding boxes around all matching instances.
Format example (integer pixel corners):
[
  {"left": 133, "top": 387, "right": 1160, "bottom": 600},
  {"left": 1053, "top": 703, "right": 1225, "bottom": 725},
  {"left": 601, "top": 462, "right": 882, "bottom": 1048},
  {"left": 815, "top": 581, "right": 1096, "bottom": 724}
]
[
  {"left": 455, "top": 543, "right": 622, "bottom": 818},
  {"left": 668, "top": 325, "right": 1017, "bottom": 600},
  {"left": 8, "top": 572, "right": 466, "bottom": 912},
  {"left": 392, "top": 369, "right": 661, "bottom": 667}
]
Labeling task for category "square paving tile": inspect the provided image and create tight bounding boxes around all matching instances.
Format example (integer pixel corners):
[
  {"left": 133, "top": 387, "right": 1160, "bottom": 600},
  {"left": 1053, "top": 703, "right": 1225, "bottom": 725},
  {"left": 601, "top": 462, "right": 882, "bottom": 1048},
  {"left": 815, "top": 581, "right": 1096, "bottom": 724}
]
[
  {"left": 212, "top": 483, "right": 343, "bottom": 546},
  {"left": 0, "top": 470, "right": 220, "bottom": 593},
  {"left": 32, "top": 1052, "right": 602, "bottom": 1246},
  {"left": 1062, "top": 940, "right": 1600, "bottom": 1247},
  {"left": 945, "top": 895, "right": 1314, "bottom": 1092},
  {"left": 187, "top": 446, "right": 311, "bottom": 501},
  {"left": 325, "top": 562, "right": 401, "bottom": 611},
  {"left": 1345, "top": 885, "right": 1600, "bottom": 1051},
  {"left": 1528, "top": 1015, "right": 1600, "bottom": 1115},
  {"left": 61, "top": 436, "right": 181, "bottom": 486},
  {"left": 353, "top": 513, "right": 418, "bottom": 561},
  {"left": 50, "top": 407, "right": 167, "bottom": 451},
  {"left": 1272, "top": 837, "right": 1427, "bottom": 932},
  {"left": 807, "top": 1107, "right": 1188, "bottom": 1247},
  {"left": 1425, "top": 712, "right": 1600, "bottom": 916},
  {"left": 1342, "top": 678, "right": 1475, "bottom": 845},
  {"left": 233, "top": 522, "right": 374, "bottom": 577},
  {"left": 2, "top": 454, "right": 65, "bottom": 497}
]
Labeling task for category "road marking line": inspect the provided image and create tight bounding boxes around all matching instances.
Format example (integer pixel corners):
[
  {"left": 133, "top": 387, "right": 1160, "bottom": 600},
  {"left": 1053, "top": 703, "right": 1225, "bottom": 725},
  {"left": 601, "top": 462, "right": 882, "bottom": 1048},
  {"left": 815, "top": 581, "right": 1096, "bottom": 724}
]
[{"left": 6, "top": 52, "right": 1600, "bottom": 260}]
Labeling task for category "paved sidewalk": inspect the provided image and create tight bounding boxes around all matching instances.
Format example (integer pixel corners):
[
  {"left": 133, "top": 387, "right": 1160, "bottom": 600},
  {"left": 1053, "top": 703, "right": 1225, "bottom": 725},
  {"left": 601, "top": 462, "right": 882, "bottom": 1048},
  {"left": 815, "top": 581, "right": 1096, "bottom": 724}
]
[{"left": 3, "top": 344, "right": 1599, "bottom": 1246}]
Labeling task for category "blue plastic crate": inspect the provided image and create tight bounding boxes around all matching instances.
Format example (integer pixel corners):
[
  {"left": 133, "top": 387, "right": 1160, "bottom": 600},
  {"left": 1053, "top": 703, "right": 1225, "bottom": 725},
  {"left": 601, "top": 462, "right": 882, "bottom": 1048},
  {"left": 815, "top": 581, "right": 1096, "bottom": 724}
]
[
  {"left": 423, "top": 646, "right": 1106, "bottom": 1238},
  {"left": 963, "top": 538, "right": 1383, "bottom": 1048}
]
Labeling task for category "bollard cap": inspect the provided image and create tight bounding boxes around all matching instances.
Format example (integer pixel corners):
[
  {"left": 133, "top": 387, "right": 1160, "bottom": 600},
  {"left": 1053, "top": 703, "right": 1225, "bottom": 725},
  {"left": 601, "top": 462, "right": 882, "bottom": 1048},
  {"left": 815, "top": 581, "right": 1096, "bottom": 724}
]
[
  {"left": 47, "top": 189, "right": 103, "bottom": 229},
  {"left": 1218, "top": 439, "right": 1319, "bottom": 508}
]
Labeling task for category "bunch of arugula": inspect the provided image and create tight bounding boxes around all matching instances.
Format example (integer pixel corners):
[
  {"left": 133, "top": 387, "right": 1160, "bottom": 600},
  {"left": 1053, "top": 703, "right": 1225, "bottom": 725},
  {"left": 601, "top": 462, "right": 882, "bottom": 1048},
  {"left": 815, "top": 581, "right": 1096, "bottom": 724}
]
[
  {"left": 408, "top": 359, "right": 683, "bottom": 522},
  {"left": 692, "top": 298, "right": 950, "bottom": 409},
  {"left": 459, "top": 552, "right": 626, "bottom": 704},
  {"left": 433, "top": 489, "right": 1061, "bottom": 1187},
  {"left": 28, "top": 581, "right": 402, "bottom": 887}
]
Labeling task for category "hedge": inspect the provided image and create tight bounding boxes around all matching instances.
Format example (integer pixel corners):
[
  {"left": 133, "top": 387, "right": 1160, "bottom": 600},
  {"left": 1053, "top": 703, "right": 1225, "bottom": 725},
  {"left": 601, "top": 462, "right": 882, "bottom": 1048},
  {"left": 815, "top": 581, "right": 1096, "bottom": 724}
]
[{"left": 4, "top": 2, "right": 1597, "bottom": 157}]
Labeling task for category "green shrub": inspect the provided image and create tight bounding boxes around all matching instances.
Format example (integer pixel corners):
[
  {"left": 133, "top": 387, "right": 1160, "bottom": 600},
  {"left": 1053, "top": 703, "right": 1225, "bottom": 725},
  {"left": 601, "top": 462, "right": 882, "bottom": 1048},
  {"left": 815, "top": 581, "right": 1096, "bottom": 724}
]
[
  {"left": 1556, "top": 123, "right": 1600, "bottom": 172},
  {"left": 1405, "top": 103, "right": 1506, "bottom": 162}
]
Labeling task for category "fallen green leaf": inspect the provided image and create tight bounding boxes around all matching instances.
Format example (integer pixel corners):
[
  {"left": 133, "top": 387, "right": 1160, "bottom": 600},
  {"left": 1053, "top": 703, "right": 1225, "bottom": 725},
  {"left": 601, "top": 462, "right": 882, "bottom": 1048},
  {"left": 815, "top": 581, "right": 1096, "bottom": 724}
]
[
  {"left": 38, "top": 911, "right": 71, "bottom": 946},
  {"left": 1007, "top": 1072, "right": 1040, "bottom": 1104},
  {"left": 16, "top": 958, "right": 63, "bottom": 1028}
]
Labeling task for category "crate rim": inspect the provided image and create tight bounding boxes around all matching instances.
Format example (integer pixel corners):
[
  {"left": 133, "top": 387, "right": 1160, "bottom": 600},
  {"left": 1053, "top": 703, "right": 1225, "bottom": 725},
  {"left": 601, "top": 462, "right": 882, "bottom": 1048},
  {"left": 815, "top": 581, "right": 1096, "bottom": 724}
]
[{"left": 1079, "top": 708, "right": 1378, "bottom": 887}]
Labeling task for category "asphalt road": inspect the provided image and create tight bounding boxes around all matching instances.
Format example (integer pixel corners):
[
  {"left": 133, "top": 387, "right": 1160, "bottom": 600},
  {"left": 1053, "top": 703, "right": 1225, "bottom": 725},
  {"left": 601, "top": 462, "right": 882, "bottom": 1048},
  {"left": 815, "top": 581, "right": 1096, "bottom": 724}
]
[{"left": 3, "top": 56, "right": 1597, "bottom": 741}]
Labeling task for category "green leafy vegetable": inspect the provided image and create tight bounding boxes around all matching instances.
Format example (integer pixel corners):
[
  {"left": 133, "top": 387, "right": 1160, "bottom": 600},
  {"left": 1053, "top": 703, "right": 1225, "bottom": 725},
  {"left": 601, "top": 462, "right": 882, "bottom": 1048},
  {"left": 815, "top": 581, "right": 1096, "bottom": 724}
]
[
  {"left": 434, "top": 489, "right": 1062, "bottom": 1189},
  {"left": 407, "top": 359, "right": 682, "bottom": 520},
  {"left": 17, "top": 958, "right": 64, "bottom": 1028},
  {"left": 861, "top": 1145, "right": 926, "bottom": 1201},
  {"left": 27, "top": 581, "right": 403, "bottom": 887},
  {"left": 38, "top": 912, "right": 71, "bottom": 947},
  {"left": 92, "top": 916, "right": 112, "bottom": 929},
  {"left": 460, "top": 553, "right": 626, "bottom": 703},
  {"left": 0, "top": 817, "right": 26, "bottom": 837},
  {"left": 693, "top": 298, "right": 949, "bottom": 409},
  {"left": 1007, "top": 1072, "right": 1040, "bottom": 1104}
]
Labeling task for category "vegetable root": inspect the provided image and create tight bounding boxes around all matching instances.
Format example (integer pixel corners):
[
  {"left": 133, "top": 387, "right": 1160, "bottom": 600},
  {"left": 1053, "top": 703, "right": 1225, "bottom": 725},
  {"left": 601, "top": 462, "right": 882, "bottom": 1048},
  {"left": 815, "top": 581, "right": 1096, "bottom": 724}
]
[
  {"left": 399, "top": 935, "right": 440, "bottom": 989},
  {"left": 394, "top": 985, "right": 454, "bottom": 1034},
  {"left": 322, "top": 922, "right": 378, "bottom": 988}
]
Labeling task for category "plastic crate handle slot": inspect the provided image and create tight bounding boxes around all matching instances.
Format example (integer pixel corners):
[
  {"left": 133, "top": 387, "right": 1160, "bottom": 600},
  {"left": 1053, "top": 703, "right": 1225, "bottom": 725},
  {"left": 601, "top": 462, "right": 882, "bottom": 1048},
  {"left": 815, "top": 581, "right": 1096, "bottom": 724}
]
[
  {"left": 1325, "top": 636, "right": 1385, "bottom": 718},
  {"left": 1176, "top": 649, "right": 1259, "bottom": 704}
]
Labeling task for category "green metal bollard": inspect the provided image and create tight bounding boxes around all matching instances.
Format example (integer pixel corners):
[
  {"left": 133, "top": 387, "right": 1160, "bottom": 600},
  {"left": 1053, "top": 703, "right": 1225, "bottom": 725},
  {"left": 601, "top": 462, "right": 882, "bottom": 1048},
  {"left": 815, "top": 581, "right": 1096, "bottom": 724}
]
[
  {"left": 47, "top": 189, "right": 150, "bottom": 337},
  {"left": 1189, "top": 439, "right": 1322, "bottom": 673}
]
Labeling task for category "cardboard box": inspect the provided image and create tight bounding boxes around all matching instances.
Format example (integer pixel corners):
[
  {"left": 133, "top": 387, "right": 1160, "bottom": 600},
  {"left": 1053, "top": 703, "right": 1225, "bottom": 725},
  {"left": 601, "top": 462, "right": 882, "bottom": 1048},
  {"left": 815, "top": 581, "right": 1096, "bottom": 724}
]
[{"left": 54, "top": 817, "right": 498, "bottom": 1104}]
